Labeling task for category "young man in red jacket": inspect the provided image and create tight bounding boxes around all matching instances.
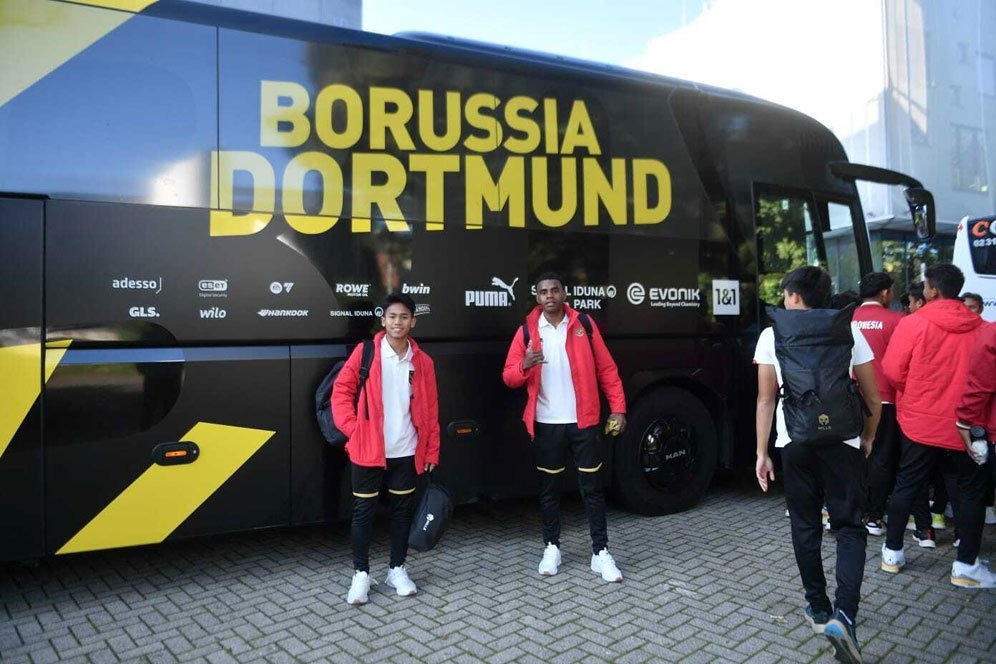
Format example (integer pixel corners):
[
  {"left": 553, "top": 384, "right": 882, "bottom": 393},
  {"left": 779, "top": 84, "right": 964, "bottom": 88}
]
[
  {"left": 503, "top": 273, "right": 627, "bottom": 582},
  {"left": 881, "top": 264, "right": 994, "bottom": 588},
  {"left": 332, "top": 292, "right": 441, "bottom": 605},
  {"left": 852, "top": 272, "right": 906, "bottom": 538}
]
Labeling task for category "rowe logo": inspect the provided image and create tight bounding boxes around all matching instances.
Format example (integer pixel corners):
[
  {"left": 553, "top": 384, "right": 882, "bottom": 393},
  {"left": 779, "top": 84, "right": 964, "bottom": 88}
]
[
  {"left": 336, "top": 283, "right": 370, "bottom": 297},
  {"left": 465, "top": 276, "right": 518, "bottom": 308}
]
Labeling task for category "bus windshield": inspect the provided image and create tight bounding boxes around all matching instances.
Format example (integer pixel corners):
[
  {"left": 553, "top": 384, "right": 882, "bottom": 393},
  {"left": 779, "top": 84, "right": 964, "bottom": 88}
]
[{"left": 968, "top": 216, "right": 996, "bottom": 275}]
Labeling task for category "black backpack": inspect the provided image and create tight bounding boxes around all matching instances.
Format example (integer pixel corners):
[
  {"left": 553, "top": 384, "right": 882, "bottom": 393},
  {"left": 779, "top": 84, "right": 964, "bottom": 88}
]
[
  {"left": 315, "top": 340, "right": 374, "bottom": 446},
  {"left": 767, "top": 305, "right": 868, "bottom": 444},
  {"left": 408, "top": 480, "right": 454, "bottom": 552},
  {"left": 521, "top": 312, "right": 594, "bottom": 350}
]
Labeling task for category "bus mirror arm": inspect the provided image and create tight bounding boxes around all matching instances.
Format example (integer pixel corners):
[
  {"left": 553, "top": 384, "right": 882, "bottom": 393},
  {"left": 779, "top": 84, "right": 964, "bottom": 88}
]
[
  {"left": 903, "top": 187, "right": 936, "bottom": 242},
  {"left": 829, "top": 161, "right": 936, "bottom": 242}
]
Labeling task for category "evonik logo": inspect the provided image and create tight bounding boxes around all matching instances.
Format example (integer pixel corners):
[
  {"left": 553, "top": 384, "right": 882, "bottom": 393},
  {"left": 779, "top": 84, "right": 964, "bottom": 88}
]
[{"left": 113, "top": 277, "right": 162, "bottom": 294}]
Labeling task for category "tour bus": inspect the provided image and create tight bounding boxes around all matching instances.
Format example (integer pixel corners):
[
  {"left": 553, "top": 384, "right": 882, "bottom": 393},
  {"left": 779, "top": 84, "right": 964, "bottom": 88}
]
[
  {"left": 953, "top": 214, "right": 996, "bottom": 322},
  {"left": 0, "top": 0, "right": 935, "bottom": 561}
]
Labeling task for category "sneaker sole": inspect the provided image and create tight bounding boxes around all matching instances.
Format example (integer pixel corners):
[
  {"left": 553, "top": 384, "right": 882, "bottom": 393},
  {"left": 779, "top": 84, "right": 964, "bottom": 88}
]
[
  {"left": 865, "top": 527, "right": 884, "bottom": 537},
  {"left": 915, "top": 539, "right": 937, "bottom": 549},
  {"left": 950, "top": 575, "right": 996, "bottom": 589},
  {"left": 590, "top": 565, "right": 622, "bottom": 582},
  {"left": 538, "top": 568, "right": 558, "bottom": 576},
  {"left": 824, "top": 622, "right": 862, "bottom": 664},
  {"left": 385, "top": 580, "right": 416, "bottom": 597},
  {"left": 804, "top": 614, "right": 827, "bottom": 635},
  {"left": 880, "top": 561, "right": 902, "bottom": 574}
]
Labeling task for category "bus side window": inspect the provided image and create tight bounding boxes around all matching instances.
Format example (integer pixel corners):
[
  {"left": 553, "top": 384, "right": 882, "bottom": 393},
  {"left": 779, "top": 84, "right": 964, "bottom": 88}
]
[
  {"left": 755, "top": 192, "right": 820, "bottom": 307},
  {"left": 822, "top": 201, "right": 861, "bottom": 297}
]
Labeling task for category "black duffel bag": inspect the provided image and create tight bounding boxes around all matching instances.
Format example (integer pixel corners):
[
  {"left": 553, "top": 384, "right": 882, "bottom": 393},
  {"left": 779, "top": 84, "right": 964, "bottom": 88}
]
[{"left": 408, "top": 479, "right": 453, "bottom": 552}]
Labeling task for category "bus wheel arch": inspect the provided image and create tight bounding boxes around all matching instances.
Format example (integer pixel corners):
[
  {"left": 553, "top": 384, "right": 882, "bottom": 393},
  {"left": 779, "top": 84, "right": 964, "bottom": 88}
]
[{"left": 612, "top": 385, "right": 719, "bottom": 516}]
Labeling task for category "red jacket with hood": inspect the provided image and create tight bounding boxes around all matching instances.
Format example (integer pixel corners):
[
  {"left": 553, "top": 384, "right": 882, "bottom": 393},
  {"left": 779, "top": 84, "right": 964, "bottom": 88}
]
[
  {"left": 955, "top": 322, "right": 996, "bottom": 437},
  {"left": 502, "top": 305, "right": 626, "bottom": 439},
  {"left": 331, "top": 332, "right": 441, "bottom": 472},
  {"left": 882, "top": 299, "right": 985, "bottom": 450}
]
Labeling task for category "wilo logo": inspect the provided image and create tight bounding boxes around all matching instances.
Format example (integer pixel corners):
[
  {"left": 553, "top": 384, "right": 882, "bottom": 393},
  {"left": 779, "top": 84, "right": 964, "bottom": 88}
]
[
  {"left": 113, "top": 277, "right": 162, "bottom": 294},
  {"left": 403, "top": 283, "right": 431, "bottom": 295},
  {"left": 270, "top": 281, "right": 294, "bottom": 294},
  {"left": 199, "top": 307, "right": 227, "bottom": 319},
  {"left": 336, "top": 283, "right": 370, "bottom": 297},
  {"left": 128, "top": 306, "right": 159, "bottom": 318},
  {"left": 466, "top": 276, "right": 518, "bottom": 308}
]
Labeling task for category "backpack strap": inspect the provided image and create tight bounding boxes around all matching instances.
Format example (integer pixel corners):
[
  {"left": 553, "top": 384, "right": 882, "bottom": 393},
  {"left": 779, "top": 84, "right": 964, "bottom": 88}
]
[
  {"left": 355, "top": 339, "right": 374, "bottom": 419},
  {"left": 521, "top": 321, "right": 530, "bottom": 348}
]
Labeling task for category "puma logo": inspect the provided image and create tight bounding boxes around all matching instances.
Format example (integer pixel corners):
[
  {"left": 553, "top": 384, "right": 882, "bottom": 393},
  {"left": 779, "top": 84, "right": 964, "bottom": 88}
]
[{"left": 491, "top": 277, "right": 519, "bottom": 301}]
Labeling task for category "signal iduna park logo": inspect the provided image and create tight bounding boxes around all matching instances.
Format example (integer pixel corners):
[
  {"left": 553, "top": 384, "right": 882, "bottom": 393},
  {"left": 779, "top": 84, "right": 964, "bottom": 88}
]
[{"left": 209, "top": 83, "right": 673, "bottom": 237}]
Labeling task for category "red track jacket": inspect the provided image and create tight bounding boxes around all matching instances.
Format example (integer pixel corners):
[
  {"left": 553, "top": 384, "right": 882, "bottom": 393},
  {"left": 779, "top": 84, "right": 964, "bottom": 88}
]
[
  {"left": 955, "top": 323, "right": 996, "bottom": 437},
  {"left": 851, "top": 302, "right": 905, "bottom": 403},
  {"left": 883, "top": 299, "right": 985, "bottom": 450},
  {"left": 331, "top": 332, "right": 441, "bottom": 472},
  {"left": 502, "top": 305, "right": 626, "bottom": 439}
]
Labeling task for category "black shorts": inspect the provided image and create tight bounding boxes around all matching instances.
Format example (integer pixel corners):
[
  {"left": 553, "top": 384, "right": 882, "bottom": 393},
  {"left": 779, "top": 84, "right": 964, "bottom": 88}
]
[
  {"left": 533, "top": 423, "right": 603, "bottom": 475},
  {"left": 351, "top": 456, "right": 417, "bottom": 499}
]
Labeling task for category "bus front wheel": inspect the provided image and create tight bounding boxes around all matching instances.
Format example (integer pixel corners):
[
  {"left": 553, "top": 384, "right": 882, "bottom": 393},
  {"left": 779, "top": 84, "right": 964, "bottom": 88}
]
[{"left": 612, "top": 387, "right": 718, "bottom": 516}]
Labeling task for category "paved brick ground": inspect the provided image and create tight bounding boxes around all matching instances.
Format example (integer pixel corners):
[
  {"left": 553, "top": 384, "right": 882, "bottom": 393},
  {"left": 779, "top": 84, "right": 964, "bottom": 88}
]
[{"left": 2, "top": 474, "right": 994, "bottom": 663}]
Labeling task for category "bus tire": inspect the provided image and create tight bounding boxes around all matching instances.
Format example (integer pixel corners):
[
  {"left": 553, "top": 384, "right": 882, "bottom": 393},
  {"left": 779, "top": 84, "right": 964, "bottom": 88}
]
[{"left": 612, "top": 387, "right": 718, "bottom": 516}]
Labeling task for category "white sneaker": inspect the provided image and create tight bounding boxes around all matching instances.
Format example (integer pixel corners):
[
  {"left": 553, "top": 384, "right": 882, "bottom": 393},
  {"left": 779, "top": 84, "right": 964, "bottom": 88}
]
[
  {"left": 950, "top": 559, "right": 996, "bottom": 589},
  {"left": 385, "top": 565, "right": 417, "bottom": 596},
  {"left": 538, "top": 543, "right": 561, "bottom": 576},
  {"left": 881, "top": 543, "right": 905, "bottom": 574},
  {"left": 346, "top": 570, "right": 372, "bottom": 605},
  {"left": 986, "top": 506, "right": 996, "bottom": 525},
  {"left": 590, "top": 548, "right": 623, "bottom": 582}
]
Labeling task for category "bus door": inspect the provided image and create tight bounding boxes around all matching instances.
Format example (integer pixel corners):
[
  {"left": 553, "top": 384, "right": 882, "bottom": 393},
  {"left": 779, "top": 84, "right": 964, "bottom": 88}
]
[{"left": 0, "top": 197, "right": 47, "bottom": 560}]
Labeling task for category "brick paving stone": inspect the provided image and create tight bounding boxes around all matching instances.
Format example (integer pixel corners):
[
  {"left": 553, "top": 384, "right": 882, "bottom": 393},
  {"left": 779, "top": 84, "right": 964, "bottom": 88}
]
[{"left": 2, "top": 476, "right": 995, "bottom": 663}]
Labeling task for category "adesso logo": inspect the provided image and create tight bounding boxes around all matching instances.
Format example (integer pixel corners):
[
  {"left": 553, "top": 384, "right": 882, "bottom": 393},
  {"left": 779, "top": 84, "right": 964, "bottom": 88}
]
[{"left": 113, "top": 277, "right": 162, "bottom": 294}]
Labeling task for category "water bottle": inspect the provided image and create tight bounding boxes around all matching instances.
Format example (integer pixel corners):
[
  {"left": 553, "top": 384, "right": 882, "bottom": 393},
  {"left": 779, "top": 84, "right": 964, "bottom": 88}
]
[{"left": 969, "top": 425, "right": 990, "bottom": 464}]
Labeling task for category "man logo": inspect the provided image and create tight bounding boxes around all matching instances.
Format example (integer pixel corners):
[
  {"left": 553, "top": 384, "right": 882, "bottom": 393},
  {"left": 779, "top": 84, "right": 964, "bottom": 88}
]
[{"left": 818, "top": 414, "right": 830, "bottom": 427}]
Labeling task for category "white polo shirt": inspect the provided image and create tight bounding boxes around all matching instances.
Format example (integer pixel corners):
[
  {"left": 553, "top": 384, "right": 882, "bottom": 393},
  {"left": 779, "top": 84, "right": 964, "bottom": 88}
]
[
  {"left": 753, "top": 326, "right": 874, "bottom": 449},
  {"left": 381, "top": 336, "right": 418, "bottom": 458},
  {"left": 536, "top": 314, "right": 578, "bottom": 424}
]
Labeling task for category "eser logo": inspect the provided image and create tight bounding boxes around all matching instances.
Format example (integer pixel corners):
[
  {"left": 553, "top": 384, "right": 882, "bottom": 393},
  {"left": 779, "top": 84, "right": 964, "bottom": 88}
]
[
  {"left": 129, "top": 306, "right": 159, "bottom": 318},
  {"left": 198, "top": 279, "right": 227, "bottom": 293}
]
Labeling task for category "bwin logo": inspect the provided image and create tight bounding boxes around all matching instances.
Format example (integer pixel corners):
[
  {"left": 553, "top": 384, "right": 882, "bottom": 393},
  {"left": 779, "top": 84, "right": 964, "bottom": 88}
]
[
  {"left": 422, "top": 513, "right": 434, "bottom": 532},
  {"left": 403, "top": 283, "right": 431, "bottom": 295}
]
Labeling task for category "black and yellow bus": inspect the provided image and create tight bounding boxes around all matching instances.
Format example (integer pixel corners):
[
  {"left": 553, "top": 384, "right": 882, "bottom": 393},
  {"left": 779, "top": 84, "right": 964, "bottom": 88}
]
[{"left": 0, "top": 0, "right": 935, "bottom": 561}]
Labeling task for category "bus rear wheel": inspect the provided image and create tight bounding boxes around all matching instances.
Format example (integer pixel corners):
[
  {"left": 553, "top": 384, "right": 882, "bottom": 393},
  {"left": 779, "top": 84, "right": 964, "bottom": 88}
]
[{"left": 613, "top": 387, "right": 718, "bottom": 516}]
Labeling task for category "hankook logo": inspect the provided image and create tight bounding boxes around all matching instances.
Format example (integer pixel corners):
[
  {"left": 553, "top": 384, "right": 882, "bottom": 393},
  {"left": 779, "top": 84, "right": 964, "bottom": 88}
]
[{"left": 257, "top": 309, "right": 308, "bottom": 317}]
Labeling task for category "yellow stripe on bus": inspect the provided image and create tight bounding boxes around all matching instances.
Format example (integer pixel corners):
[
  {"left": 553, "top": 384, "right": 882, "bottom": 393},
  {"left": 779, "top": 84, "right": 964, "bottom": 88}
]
[
  {"left": 0, "top": 0, "right": 156, "bottom": 109},
  {"left": 0, "top": 340, "right": 71, "bottom": 460},
  {"left": 57, "top": 422, "right": 274, "bottom": 555},
  {"left": 65, "top": 0, "right": 159, "bottom": 11}
]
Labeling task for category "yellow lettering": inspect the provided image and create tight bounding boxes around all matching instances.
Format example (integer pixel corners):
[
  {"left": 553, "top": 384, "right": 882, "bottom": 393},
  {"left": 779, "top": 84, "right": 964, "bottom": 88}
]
[
  {"left": 632, "top": 159, "right": 671, "bottom": 225},
  {"left": 543, "top": 98, "right": 559, "bottom": 154},
  {"left": 282, "top": 151, "right": 343, "bottom": 234},
  {"left": 369, "top": 87, "right": 415, "bottom": 151},
  {"left": 560, "top": 100, "right": 601, "bottom": 155},
  {"left": 463, "top": 93, "right": 501, "bottom": 153},
  {"left": 503, "top": 96, "right": 540, "bottom": 154},
  {"left": 409, "top": 154, "right": 460, "bottom": 231},
  {"left": 465, "top": 155, "right": 524, "bottom": 229},
  {"left": 259, "top": 81, "right": 310, "bottom": 148},
  {"left": 532, "top": 157, "right": 577, "bottom": 228},
  {"left": 417, "top": 90, "right": 461, "bottom": 152},
  {"left": 351, "top": 153, "right": 409, "bottom": 233},
  {"left": 315, "top": 84, "right": 363, "bottom": 150},
  {"left": 583, "top": 158, "right": 627, "bottom": 225},
  {"left": 209, "top": 151, "right": 274, "bottom": 237}
]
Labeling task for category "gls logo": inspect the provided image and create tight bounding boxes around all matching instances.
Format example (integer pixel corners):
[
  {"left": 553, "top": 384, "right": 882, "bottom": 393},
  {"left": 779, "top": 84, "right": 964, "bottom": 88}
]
[
  {"left": 336, "top": 283, "right": 370, "bottom": 297},
  {"left": 129, "top": 306, "right": 159, "bottom": 318},
  {"left": 270, "top": 281, "right": 294, "bottom": 294}
]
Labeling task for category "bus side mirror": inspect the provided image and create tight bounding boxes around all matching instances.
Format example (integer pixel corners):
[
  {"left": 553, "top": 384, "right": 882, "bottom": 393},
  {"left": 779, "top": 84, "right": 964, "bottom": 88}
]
[{"left": 904, "top": 187, "right": 936, "bottom": 242}]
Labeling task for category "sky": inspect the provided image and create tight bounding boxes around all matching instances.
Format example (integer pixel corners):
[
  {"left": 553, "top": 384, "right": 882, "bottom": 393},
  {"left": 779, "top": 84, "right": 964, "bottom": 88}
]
[
  {"left": 363, "top": 0, "right": 888, "bottom": 137},
  {"left": 363, "top": 0, "right": 706, "bottom": 68}
]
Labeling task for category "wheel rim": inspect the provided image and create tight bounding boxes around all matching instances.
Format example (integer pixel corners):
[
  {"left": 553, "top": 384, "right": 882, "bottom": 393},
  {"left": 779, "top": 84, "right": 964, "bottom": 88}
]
[{"left": 639, "top": 416, "right": 698, "bottom": 489}]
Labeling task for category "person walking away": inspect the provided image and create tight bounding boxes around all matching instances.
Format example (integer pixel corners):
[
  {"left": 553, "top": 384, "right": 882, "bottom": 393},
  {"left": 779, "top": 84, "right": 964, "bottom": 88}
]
[
  {"left": 502, "top": 272, "right": 627, "bottom": 582},
  {"left": 755, "top": 266, "right": 882, "bottom": 664},
  {"left": 332, "top": 292, "right": 441, "bottom": 604},
  {"left": 880, "top": 264, "right": 993, "bottom": 588}
]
